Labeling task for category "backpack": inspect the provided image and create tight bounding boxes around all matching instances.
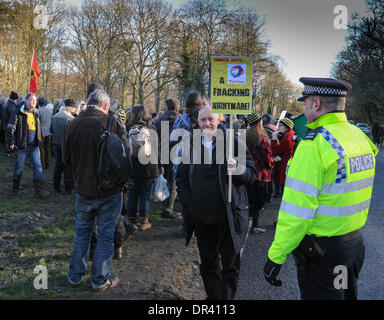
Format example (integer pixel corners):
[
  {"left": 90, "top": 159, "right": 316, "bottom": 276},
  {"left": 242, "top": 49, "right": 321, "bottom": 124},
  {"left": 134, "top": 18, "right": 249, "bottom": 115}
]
[
  {"left": 128, "top": 124, "right": 151, "bottom": 158},
  {"left": 95, "top": 116, "right": 132, "bottom": 191}
]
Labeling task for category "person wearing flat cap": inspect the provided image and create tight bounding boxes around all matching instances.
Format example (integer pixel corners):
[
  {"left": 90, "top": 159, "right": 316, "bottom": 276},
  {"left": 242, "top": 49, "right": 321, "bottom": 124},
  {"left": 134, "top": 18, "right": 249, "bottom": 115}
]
[
  {"left": 263, "top": 77, "right": 378, "bottom": 300},
  {"left": 270, "top": 116, "right": 295, "bottom": 198}
]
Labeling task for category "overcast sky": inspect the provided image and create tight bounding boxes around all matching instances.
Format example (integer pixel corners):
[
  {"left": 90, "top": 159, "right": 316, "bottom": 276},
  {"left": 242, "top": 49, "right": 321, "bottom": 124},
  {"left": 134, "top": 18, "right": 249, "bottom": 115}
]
[
  {"left": 66, "top": 0, "right": 368, "bottom": 86},
  {"left": 240, "top": 0, "right": 367, "bottom": 86}
]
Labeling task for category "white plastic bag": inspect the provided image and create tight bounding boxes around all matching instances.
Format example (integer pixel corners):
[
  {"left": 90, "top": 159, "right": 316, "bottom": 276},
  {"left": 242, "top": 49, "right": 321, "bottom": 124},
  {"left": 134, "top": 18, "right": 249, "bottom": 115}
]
[{"left": 154, "top": 174, "right": 170, "bottom": 202}]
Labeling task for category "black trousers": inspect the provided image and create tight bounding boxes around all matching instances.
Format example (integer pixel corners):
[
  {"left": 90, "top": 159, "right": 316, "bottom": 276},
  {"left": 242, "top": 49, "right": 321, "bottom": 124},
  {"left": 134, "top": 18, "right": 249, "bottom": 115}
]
[
  {"left": 193, "top": 222, "right": 241, "bottom": 300},
  {"left": 0, "top": 130, "right": 5, "bottom": 143},
  {"left": 296, "top": 232, "right": 365, "bottom": 300},
  {"left": 248, "top": 180, "right": 267, "bottom": 227},
  {"left": 53, "top": 146, "right": 73, "bottom": 191},
  {"left": 39, "top": 135, "right": 52, "bottom": 169}
]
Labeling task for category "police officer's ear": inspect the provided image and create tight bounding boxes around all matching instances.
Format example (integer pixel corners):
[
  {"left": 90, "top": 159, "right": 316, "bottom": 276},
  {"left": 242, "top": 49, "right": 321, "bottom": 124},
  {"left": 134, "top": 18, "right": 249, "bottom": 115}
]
[
  {"left": 312, "top": 97, "right": 324, "bottom": 114},
  {"left": 313, "top": 97, "right": 322, "bottom": 109}
]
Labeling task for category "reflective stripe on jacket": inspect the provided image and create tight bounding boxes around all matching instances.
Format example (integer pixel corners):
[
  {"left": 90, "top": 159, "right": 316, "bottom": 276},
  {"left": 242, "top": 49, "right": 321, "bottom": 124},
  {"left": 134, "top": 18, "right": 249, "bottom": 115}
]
[{"left": 268, "top": 112, "right": 378, "bottom": 264}]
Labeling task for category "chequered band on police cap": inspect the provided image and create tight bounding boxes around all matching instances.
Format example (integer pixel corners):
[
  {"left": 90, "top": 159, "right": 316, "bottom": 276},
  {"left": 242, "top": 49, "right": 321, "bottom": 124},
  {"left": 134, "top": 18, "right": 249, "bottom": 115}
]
[{"left": 303, "top": 85, "right": 347, "bottom": 97}]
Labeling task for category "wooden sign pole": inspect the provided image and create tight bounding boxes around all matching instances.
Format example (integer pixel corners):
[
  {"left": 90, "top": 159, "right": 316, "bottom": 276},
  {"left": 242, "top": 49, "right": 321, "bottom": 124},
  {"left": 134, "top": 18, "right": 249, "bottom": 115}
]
[{"left": 228, "top": 114, "right": 234, "bottom": 203}]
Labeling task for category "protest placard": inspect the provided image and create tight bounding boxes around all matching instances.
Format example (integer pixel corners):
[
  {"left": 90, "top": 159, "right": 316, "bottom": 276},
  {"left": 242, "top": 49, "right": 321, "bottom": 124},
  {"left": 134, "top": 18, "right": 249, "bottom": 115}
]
[{"left": 211, "top": 56, "right": 253, "bottom": 115}]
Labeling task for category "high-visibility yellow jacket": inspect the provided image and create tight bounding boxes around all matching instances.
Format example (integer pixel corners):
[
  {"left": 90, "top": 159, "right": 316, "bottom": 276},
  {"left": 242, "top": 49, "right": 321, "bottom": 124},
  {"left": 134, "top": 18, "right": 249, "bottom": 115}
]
[{"left": 268, "top": 112, "right": 378, "bottom": 264}]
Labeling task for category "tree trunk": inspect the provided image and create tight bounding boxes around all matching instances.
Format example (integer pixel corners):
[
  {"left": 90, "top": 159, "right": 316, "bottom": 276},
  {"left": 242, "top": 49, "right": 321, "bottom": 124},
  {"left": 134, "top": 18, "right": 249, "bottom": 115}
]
[{"left": 155, "top": 65, "right": 161, "bottom": 112}]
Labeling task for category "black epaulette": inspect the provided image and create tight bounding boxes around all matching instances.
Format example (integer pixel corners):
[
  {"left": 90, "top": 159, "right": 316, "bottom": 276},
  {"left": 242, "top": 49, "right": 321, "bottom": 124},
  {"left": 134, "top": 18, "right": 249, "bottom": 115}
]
[{"left": 303, "top": 126, "right": 323, "bottom": 140}]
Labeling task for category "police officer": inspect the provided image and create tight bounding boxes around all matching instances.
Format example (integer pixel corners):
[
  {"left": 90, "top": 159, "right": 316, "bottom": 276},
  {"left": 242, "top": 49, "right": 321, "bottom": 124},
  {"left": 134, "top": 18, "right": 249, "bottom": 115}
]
[{"left": 263, "top": 77, "right": 378, "bottom": 300}]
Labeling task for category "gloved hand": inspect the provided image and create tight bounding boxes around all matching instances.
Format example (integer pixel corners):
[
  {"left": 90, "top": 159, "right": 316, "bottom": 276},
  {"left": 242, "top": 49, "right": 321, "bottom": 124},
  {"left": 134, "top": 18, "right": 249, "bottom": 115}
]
[{"left": 263, "top": 258, "right": 282, "bottom": 286}]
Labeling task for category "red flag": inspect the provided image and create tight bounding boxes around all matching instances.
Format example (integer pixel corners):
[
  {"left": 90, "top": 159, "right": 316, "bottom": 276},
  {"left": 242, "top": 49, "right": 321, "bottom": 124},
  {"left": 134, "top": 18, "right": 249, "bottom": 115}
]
[{"left": 29, "top": 50, "right": 40, "bottom": 93}]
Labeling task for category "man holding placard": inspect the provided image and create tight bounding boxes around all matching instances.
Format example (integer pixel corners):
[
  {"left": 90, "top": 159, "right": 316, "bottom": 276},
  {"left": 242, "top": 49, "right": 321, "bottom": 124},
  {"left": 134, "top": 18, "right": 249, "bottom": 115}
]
[{"left": 175, "top": 105, "right": 256, "bottom": 300}]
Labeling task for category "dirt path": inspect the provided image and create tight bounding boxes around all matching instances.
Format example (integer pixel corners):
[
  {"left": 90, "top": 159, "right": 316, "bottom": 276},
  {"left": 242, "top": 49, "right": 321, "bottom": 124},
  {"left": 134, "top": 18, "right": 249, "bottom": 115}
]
[
  {"left": 0, "top": 145, "right": 205, "bottom": 300},
  {"left": 72, "top": 214, "right": 206, "bottom": 300}
]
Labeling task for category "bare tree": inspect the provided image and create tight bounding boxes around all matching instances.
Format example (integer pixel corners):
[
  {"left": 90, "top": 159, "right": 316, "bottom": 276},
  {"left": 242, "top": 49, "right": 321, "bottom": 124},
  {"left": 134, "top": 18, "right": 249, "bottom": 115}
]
[
  {"left": 180, "top": 0, "right": 236, "bottom": 95},
  {"left": 65, "top": 0, "right": 123, "bottom": 97},
  {"left": 0, "top": 0, "right": 64, "bottom": 96},
  {"left": 332, "top": 0, "right": 384, "bottom": 123},
  {"left": 116, "top": 0, "right": 177, "bottom": 107}
]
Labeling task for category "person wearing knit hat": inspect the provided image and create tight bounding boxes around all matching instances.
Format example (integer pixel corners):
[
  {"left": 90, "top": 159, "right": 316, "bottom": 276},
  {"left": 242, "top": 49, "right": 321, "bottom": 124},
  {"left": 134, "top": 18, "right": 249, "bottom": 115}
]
[
  {"left": 118, "top": 108, "right": 127, "bottom": 125},
  {"left": 270, "top": 117, "right": 295, "bottom": 198},
  {"left": 246, "top": 112, "right": 261, "bottom": 127},
  {"left": 280, "top": 117, "right": 294, "bottom": 131},
  {"left": 245, "top": 111, "right": 274, "bottom": 234}
]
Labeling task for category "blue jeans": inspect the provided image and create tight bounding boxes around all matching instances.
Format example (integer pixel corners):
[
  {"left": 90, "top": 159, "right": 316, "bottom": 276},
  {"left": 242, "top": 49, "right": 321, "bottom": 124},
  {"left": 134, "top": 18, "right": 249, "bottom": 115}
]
[
  {"left": 13, "top": 145, "right": 43, "bottom": 181},
  {"left": 68, "top": 192, "right": 122, "bottom": 287},
  {"left": 126, "top": 178, "right": 155, "bottom": 218}
]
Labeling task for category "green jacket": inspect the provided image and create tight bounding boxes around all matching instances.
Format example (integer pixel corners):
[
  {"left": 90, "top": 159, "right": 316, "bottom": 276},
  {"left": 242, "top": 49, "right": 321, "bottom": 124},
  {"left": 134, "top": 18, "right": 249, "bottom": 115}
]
[{"left": 268, "top": 112, "right": 378, "bottom": 264}]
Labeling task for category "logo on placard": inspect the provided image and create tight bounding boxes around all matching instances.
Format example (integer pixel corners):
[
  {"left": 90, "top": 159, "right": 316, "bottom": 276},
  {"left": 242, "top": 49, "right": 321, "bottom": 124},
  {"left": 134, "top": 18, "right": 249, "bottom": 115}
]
[
  {"left": 228, "top": 64, "right": 246, "bottom": 84},
  {"left": 230, "top": 65, "right": 244, "bottom": 78}
]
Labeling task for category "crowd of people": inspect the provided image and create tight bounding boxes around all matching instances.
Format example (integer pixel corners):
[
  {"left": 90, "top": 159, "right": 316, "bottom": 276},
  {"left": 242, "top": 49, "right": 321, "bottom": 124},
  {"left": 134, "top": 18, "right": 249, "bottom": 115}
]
[
  {"left": 0, "top": 76, "right": 376, "bottom": 300},
  {"left": 0, "top": 84, "right": 294, "bottom": 296}
]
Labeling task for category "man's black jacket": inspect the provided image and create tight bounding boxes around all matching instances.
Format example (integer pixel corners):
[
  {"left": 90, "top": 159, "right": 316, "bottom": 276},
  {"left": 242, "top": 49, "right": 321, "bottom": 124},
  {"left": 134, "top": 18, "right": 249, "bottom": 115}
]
[
  {"left": 6, "top": 105, "right": 42, "bottom": 150},
  {"left": 62, "top": 106, "right": 127, "bottom": 199},
  {"left": 1, "top": 99, "right": 17, "bottom": 131},
  {"left": 176, "top": 124, "right": 257, "bottom": 253}
]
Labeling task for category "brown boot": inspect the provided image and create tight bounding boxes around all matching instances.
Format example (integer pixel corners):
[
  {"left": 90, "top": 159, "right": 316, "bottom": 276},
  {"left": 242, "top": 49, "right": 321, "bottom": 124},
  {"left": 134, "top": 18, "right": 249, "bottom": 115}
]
[
  {"left": 33, "top": 180, "right": 45, "bottom": 199},
  {"left": 113, "top": 246, "right": 123, "bottom": 260},
  {"left": 12, "top": 180, "right": 20, "bottom": 195},
  {"left": 140, "top": 217, "right": 152, "bottom": 231}
]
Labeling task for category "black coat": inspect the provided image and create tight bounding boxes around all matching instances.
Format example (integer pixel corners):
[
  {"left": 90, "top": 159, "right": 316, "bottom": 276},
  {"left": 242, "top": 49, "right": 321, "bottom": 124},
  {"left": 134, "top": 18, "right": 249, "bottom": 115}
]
[
  {"left": 154, "top": 110, "right": 181, "bottom": 165},
  {"left": 154, "top": 110, "right": 181, "bottom": 136},
  {"left": 6, "top": 105, "right": 42, "bottom": 150},
  {"left": 176, "top": 124, "right": 257, "bottom": 253},
  {"left": 62, "top": 107, "right": 127, "bottom": 199},
  {"left": 1, "top": 99, "right": 17, "bottom": 131}
]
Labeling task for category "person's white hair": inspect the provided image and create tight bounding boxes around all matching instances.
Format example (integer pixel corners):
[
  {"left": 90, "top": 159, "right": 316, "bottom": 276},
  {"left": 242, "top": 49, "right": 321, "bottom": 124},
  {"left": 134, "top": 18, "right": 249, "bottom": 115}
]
[
  {"left": 87, "top": 89, "right": 110, "bottom": 107},
  {"left": 198, "top": 105, "right": 219, "bottom": 119}
]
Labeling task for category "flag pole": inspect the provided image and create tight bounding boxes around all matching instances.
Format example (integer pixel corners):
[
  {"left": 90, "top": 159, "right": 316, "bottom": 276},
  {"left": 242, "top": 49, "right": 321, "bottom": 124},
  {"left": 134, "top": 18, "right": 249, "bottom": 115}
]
[
  {"left": 31, "top": 49, "right": 34, "bottom": 68},
  {"left": 29, "top": 49, "right": 34, "bottom": 93}
]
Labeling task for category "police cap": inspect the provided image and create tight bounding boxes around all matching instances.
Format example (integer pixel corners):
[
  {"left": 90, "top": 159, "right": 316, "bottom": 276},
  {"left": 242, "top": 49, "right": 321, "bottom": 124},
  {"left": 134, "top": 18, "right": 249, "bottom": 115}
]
[{"left": 298, "top": 77, "right": 352, "bottom": 102}]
